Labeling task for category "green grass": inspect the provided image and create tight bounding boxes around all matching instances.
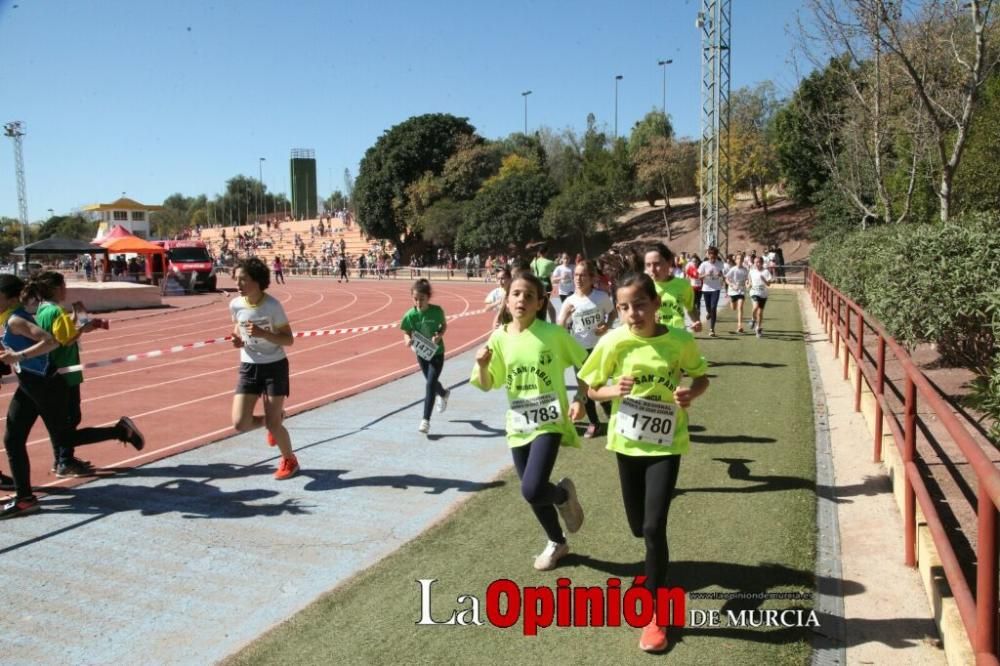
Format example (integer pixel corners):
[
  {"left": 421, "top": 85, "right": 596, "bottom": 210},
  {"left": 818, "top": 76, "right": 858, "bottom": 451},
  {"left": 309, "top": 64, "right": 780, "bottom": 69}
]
[{"left": 226, "top": 291, "right": 816, "bottom": 665}]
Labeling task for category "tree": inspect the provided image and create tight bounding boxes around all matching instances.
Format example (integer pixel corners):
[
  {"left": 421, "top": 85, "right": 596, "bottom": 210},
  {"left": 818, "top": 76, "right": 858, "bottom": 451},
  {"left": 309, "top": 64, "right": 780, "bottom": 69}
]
[
  {"left": 953, "top": 72, "right": 1000, "bottom": 214},
  {"left": 632, "top": 136, "right": 699, "bottom": 234},
  {"left": 457, "top": 172, "right": 556, "bottom": 253},
  {"left": 419, "top": 198, "right": 468, "bottom": 247},
  {"left": 36, "top": 214, "right": 97, "bottom": 241},
  {"left": 797, "top": 0, "right": 999, "bottom": 224},
  {"left": 326, "top": 190, "right": 348, "bottom": 212},
  {"left": 353, "top": 113, "right": 478, "bottom": 249},
  {"left": 541, "top": 181, "right": 614, "bottom": 255},
  {"left": 728, "top": 82, "right": 782, "bottom": 213},
  {"left": 627, "top": 109, "right": 673, "bottom": 154},
  {"left": 864, "top": 0, "right": 999, "bottom": 222},
  {"left": 773, "top": 63, "right": 846, "bottom": 204}
]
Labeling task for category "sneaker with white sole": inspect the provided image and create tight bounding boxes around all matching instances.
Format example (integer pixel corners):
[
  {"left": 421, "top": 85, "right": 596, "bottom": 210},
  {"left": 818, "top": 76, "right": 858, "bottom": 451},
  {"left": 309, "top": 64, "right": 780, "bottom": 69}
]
[
  {"left": 437, "top": 389, "right": 450, "bottom": 414},
  {"left": 556, "top": 477, "right": 584, "bottom": 533},
  {"left": 418, "top": 419, "right": 430, "bottom": 434},
  {"left": 533, "top": 540, "right": 570, "bottom": 571}
]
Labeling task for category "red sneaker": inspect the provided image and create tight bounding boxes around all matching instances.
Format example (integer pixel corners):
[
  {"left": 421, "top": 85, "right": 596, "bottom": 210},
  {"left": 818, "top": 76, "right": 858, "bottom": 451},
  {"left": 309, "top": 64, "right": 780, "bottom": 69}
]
[
  {"left": 274, "top": 455, "right": 299, "bottom": 480},
  {"left": 266, "top": 430, "right": 277, "bottom": 447},
  {"left": 639, "top": 621, "right": 668, "bottom": 652}
]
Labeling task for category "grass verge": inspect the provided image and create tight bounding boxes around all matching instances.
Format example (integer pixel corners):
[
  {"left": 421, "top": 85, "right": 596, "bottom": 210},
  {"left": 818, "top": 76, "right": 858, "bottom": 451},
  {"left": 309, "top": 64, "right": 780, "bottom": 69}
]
[{"left": 226, "top": 290, "right": 816, "bottom": 665}]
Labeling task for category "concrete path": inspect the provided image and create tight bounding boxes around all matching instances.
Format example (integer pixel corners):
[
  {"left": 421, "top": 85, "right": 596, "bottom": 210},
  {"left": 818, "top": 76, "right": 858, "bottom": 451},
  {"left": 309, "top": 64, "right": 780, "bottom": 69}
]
[
  {"left": 0, "top": 351, "right": 511, "bottom": 665},
  {"left": 799, "top": 291, "right": 945, "bottom": 665}
]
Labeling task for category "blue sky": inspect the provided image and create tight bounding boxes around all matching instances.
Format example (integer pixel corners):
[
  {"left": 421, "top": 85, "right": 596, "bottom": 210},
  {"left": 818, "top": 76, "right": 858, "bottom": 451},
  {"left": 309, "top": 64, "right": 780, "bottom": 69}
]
[{"left": 0, "top": 0, "right": 808, "bottom": 220}]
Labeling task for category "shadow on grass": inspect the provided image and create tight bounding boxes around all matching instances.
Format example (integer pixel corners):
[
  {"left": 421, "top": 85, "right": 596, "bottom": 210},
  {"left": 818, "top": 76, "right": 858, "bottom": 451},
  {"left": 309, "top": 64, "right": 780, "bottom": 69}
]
[
  {"left": 709, "top": 361, "right": 788, "bottom": 369},
  {"left": 690, "top": 434, "right": 777, "bottom": 445},
  {"left": 677, "top": 458, "right": 811, "bottom": 495}
]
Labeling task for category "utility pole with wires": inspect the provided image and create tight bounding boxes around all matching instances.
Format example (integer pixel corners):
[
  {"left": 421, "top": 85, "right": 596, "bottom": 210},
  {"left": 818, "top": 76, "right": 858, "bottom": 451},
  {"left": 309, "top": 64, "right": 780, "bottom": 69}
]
[{"left": 3, "top": 121, "right": 29, "bottom": 255}]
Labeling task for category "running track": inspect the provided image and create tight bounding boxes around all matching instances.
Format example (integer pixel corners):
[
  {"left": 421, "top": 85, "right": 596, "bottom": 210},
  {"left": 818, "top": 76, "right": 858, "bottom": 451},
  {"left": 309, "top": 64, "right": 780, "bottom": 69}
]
[{"left": 0, "top": 276, "right": 496, "bottom": 492}]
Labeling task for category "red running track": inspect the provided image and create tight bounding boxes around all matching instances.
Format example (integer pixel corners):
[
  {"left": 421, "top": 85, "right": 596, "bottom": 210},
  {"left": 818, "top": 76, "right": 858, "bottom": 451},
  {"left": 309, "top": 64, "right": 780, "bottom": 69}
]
[{"left": 0, "top": 276, "right": 496, "bottom": 492}]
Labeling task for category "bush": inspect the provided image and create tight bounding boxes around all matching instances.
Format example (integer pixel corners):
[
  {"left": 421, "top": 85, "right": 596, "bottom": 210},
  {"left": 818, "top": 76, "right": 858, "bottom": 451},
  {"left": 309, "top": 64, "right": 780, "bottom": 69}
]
[{"left": 811, "top": 212, "right": 1000, "bottom": 440}]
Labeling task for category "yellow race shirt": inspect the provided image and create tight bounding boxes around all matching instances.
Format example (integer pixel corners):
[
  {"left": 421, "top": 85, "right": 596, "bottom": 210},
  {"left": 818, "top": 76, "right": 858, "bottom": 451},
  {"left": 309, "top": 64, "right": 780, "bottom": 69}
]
[
  {"left": 578, "top": 325, "right": 708, "bottom": 456},
  {"left": 654, "top": 278, "right": 694, "bottom": 329},
  {"left": 470, "top": 318, "right": 588, "bottom": 448}
]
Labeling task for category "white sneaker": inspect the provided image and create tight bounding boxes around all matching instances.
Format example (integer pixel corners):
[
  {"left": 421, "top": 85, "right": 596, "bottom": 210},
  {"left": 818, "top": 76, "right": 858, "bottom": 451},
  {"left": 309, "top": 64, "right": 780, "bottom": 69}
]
[
  {"left": 556, "top": 478, "right": 584, "bottom": 533},
  {"left": 533, "top": 540, "right": 570, "bottom": 571},
  {"left": 418, "top": 419, "right": 430, "bottom": 434},
  {"left": 437, "top": 389, "right": 450, "bottom": 414}
]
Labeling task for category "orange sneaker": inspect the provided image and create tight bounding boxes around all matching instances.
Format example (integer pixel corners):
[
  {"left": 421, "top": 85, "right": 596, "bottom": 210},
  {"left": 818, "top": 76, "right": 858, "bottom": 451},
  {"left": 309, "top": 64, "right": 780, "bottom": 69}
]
[
  {"left": 274, "top": 455, "right": 299, "bottom": 480},
  {"left": 639, "top": 621, "right": 668, "bottom": 652},
  {"left": 266, "top": 430, "right": 277, "bottom": 447}
]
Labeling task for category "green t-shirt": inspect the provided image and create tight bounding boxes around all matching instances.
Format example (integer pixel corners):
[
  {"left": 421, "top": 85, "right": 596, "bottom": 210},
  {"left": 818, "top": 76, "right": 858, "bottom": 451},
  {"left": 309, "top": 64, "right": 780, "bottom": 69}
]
[
  {"left": 470, "top": 318, "right": 588, "bottom": 448},
  {"left": 401, "top": 304, "right": 446, "bottom": 356},
  {"left": 578, "top": 325, "right": 708, "bottom": 456},
  {"left": 35, "top": 301, "right": 83, "bottom": 386},
  {"left": 531, "top": 256, "right": 556, "bottom": 290},
  {"left": 654, "top": 278, "right": 694, "bottom": 329}
]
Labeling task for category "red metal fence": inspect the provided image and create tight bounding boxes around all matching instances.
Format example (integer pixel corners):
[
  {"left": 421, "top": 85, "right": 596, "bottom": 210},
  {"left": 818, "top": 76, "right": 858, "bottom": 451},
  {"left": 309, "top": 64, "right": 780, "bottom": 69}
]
[{"left": 810, "top": 270, "right": 1000, "bottom": 665}]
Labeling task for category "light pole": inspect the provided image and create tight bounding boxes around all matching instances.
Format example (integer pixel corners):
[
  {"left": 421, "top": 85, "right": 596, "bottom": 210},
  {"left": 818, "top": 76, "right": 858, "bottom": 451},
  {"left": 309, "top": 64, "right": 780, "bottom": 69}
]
[
  {"left": 258, "top": 157, "right": 266, "bottom": 221},
  {"left": 521, "top": 90, "right": 532, "bottom": 134},
  {"left": 614, "top": 75, "right": 624, "bottom": 139},
  {"left": 658, "top": 59, "right": 673, "bottom": 117}
]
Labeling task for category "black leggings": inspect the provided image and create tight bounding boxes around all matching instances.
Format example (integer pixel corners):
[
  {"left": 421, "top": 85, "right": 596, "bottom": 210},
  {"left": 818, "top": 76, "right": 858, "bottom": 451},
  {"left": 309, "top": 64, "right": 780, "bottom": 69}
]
[
  {"left": 616, "top": 453, "right": 682, "bottom": 595},
  {"left": 4, "top": 372, "right": 75, "bottom": 499},
  {"left": 67, "top": 384, "right": 124, "bottom": 450},
  {"left": 417, "top": 354, "right": 447, "bottom": 420},
  {"left": 511, "top": 433, "right": 570, "bottom": 544},
  {"left": 702, "top": 290, "right": 721, "bottom": 331}
]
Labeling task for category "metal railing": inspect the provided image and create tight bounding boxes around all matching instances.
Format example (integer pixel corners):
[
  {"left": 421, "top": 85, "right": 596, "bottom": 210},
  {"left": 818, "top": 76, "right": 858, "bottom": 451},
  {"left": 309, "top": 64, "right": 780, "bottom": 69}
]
[{"left": 810, "top": 270, "right": 1000, "bottom": 665}]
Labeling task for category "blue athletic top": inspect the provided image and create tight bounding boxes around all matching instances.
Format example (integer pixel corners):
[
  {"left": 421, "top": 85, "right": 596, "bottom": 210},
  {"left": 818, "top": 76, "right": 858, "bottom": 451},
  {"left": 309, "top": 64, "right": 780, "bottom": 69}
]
[{"left": 1, "top": 307, "right": 50, "bottom": 376}]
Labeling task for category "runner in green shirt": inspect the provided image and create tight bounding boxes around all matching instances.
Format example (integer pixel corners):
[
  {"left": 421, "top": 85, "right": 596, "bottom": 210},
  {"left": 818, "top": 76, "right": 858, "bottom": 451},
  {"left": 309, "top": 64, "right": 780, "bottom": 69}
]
[
  {"left": 400, "top": 278, "right": 449, "bottom": 435},
  {"left": 35, "top": 271, "right": 145, "bottom": 475},
  {"left": 529, "top": 245, "right": 557, "bottom": 321},
  {"left": 644, "top": 243, "right": 702, "bottom": 332},
  {"left": 578, "top": 272, "right": 709, "bottom": 654},
  {"left": 471, "top": 272, "right": 588, "bottom": 572}
]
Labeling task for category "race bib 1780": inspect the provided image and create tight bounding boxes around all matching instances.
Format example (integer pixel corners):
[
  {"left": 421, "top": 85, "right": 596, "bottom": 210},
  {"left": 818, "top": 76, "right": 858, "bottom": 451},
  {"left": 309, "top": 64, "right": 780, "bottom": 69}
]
[
  {"left": 507, "top": 393, "right": 562, "bottom": 434},
  {"left": 615, "top": 396, "right": 676, "bottom": 446}
]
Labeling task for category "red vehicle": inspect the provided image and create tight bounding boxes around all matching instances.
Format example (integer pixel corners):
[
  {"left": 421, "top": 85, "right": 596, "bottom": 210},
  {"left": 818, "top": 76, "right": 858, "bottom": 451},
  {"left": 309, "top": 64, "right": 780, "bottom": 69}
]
[{"left": 154, "top": 240, "right": 217, "bottom": 291}]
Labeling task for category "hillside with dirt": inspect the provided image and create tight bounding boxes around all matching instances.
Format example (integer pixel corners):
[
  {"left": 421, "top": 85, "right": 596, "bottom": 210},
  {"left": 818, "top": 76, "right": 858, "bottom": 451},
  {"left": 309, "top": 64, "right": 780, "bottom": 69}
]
[{"left": 608, "top": 195, "right": 816, "bottom": 263}]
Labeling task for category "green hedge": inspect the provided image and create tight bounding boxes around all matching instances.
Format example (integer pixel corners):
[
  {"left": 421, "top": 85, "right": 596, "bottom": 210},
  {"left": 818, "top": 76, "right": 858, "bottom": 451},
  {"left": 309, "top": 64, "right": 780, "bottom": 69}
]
[{"left": 810, "top": 213, "right": 1000, "bottom": 440}]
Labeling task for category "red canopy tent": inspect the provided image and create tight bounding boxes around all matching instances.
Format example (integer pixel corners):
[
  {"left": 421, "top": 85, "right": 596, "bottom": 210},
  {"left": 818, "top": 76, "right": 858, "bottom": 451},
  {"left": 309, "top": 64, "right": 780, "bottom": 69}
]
[{"left": 95, "top": 224, "right": 136, "bottom": 243}]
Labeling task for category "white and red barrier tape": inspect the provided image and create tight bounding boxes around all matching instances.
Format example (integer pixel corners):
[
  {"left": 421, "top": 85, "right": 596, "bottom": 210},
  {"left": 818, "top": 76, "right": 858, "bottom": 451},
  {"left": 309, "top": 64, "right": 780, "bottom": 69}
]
[{"left": 49, "top": 307, "right": 492, "bottom": 375}]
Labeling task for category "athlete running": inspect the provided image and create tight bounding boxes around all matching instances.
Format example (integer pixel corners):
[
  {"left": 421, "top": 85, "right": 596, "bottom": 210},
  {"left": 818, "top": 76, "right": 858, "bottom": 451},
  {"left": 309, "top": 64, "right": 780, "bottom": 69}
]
[
  {"left": 401, "top": 279, "right": 450, "bottom": 435},
  {"left": 229, "top": 257, "right": 299, "bottom": 480},
  {"left": 579, "top": 272, "right": 709, "bottom": 653},
  {"left": 557, "top": 260, "right": 616, "bottom": 438},
  {"left": 472, "top": 273, "right": 587, "bottom": 571}
]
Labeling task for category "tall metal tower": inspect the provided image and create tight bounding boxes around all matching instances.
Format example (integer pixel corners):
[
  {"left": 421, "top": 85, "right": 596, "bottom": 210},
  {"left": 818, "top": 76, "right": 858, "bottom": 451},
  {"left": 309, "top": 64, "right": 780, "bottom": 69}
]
[
  {"left": 3, "top": 121, "right": 29, "bottom": 250},
  {"left": 698, "top": 0, "right": 731, "bottom": 255}
]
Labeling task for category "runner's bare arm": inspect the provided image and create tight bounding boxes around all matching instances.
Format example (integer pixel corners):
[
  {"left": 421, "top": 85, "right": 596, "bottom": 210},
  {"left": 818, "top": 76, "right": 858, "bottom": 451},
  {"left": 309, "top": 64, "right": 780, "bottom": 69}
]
[
  {"left": 0, "top": 317, "right": 59, "bottom": 361},
  {"left": 589, "top": 375, "right": 634, "bottom": 402},
  {"left": 475, "top": 346, "right": 493, "bottom": 389},
  {"left": 673, "top": 375, "right": 709, "bottom": 408}
]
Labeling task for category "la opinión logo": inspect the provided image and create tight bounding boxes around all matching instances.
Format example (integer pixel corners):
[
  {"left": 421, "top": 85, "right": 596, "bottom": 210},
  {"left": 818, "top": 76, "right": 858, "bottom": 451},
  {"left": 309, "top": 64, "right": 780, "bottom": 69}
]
[{"left": 416, "top": 577, "right": 685, "bottom": 635}]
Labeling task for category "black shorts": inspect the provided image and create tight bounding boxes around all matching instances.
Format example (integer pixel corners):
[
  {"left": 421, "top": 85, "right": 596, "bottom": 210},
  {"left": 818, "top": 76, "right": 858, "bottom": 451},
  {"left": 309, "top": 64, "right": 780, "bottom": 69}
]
[
  {"left": 729, "top": 294, "right": 745, "bottom": 302},
  {"left": 235, "top": 358, "right": 290, "bottom": 396},
  {"left": 751, "top": 295, "right": 767, "bottom": 307}
]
